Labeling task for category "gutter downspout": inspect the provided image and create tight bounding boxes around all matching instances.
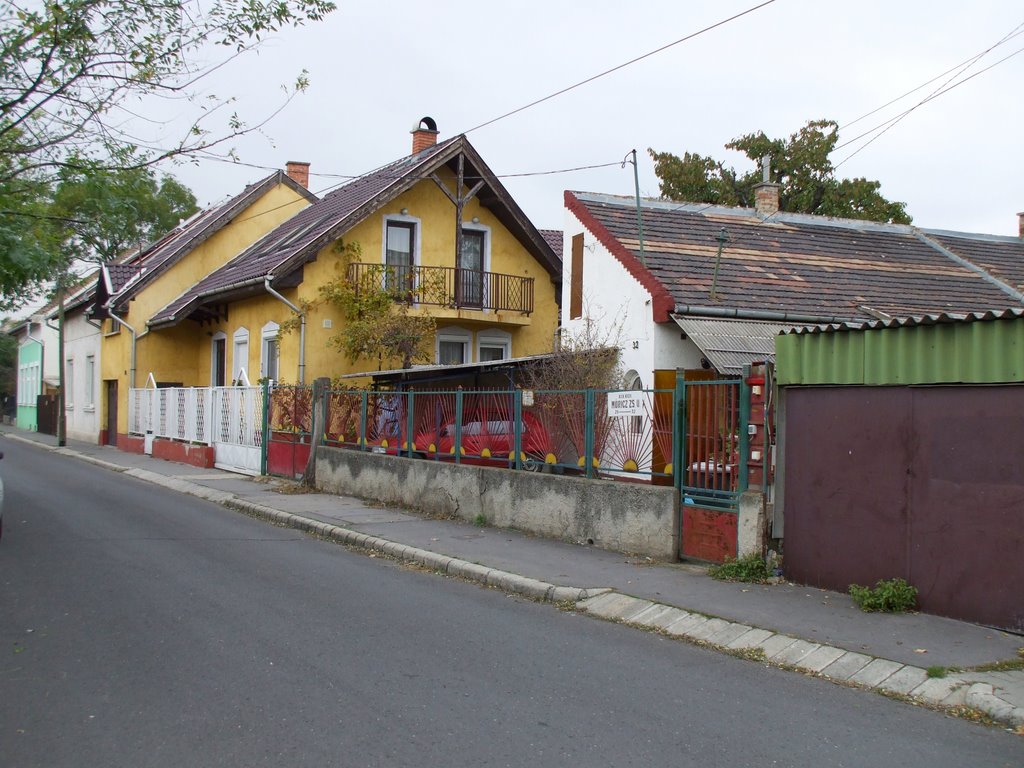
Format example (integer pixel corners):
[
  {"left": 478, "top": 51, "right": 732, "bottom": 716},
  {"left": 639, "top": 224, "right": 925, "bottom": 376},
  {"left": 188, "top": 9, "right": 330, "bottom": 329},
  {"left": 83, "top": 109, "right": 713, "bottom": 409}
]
[
  {"left": 108, "top": 306, "right": 138, "bottom": 389},
  {"left": 672, "top": 304, "right": 856, "bottom": 325},
  {"left": 264, "top": 276, "right": 305, "bottom": 385}
]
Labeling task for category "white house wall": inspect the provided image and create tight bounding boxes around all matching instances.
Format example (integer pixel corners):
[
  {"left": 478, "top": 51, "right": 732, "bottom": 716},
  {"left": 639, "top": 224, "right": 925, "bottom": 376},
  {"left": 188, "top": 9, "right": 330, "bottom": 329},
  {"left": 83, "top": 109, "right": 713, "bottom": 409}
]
[
  {"left": 562, "top": 210, "right": 656, "bottom": 388},
  {"left": 63, "top": 310, "right": 102, "bottom": 443}
]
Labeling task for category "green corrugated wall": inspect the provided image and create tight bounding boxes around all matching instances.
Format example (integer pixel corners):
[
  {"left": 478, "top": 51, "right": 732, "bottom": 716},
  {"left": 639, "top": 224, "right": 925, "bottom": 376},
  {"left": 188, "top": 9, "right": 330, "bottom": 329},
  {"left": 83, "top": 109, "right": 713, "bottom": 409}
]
[{"left": 775, "top": 316, "right": 1024, "bottom": 385}]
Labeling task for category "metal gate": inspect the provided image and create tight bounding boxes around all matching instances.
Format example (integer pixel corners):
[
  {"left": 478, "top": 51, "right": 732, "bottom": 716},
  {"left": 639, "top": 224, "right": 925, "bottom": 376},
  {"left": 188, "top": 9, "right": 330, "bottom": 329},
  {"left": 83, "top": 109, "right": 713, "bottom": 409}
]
[{"left": 211, "top": 386, "right": 264, "bottom": 475}]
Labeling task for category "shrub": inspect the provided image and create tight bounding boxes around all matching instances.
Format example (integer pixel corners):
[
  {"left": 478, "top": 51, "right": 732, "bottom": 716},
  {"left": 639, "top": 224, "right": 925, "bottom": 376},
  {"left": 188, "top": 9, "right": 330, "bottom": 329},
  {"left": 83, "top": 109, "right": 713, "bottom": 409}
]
[
  {"left": 848, "top": 578, "right": 918, "bottom": 612},
  {"left": 708, "top": 552, "right": 771, "bottom": 583}
]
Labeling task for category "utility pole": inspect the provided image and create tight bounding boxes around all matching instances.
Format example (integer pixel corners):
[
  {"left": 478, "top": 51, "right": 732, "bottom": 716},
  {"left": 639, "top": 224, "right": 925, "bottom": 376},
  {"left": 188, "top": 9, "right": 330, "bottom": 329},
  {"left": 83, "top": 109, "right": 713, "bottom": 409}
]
[{"left": 56, "top": 272, "right": 66, "bottom": 447}]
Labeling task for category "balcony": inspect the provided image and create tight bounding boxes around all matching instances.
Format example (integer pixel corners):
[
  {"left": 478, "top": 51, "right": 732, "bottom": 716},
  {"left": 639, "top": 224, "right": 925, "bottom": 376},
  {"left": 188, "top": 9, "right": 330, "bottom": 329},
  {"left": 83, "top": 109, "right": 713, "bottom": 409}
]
[{"left": 347, "top": 263, "right": 534, "bottom": 315}]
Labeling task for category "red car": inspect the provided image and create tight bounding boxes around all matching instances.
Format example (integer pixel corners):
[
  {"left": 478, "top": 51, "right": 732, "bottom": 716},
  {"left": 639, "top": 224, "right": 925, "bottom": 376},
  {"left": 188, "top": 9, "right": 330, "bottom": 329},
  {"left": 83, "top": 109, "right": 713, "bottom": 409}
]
[{"left": 413, "top": 412, "right": 554, "bottom": 467}]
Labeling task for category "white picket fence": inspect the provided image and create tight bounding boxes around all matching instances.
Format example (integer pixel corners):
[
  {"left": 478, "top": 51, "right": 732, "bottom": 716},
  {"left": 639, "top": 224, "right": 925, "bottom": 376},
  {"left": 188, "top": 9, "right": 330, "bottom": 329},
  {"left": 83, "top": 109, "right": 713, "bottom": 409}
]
[{"left": 128, "top": 383, "right": 266, "bottom": 474}]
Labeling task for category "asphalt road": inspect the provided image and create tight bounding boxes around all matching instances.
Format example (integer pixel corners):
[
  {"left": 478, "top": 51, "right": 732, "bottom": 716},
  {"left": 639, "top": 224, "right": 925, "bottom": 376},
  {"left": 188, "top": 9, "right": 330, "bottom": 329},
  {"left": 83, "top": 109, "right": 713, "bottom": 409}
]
[{"left": 1, "top": 439, "right": 1020, "bottom": 767}]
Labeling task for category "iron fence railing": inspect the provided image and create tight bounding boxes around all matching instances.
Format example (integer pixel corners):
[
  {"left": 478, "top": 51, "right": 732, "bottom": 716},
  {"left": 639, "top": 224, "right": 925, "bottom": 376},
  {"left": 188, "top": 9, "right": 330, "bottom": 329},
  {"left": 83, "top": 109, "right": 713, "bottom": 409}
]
[{"left": 347, "top": 262, "right": 534, "bottom": 314}]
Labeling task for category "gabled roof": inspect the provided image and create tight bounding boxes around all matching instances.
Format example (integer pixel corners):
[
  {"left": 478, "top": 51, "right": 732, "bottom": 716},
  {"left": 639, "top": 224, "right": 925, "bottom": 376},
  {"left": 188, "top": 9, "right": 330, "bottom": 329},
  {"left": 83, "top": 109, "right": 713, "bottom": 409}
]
[
  {"left": 149, "top": 136, "right": 561, "bottom": 328},
  {"left": 97, "top": 169, "right": 316, "bottom": 315},
  {"left": 566, "top": 191, "right": 1024, "bottom": 325}
]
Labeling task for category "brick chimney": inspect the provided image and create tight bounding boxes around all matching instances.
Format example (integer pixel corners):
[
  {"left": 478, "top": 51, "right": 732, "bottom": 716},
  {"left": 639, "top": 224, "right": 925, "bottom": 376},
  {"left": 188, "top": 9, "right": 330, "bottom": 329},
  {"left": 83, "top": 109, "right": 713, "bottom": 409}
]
[
  {"left": 753, "top": 156, "right": 779, "bottom": 218},
  {"left": 411, "top": 116, "right": 439, "bottom": 154},
  {"left": 285, "top": 161, "right": 310, "bottom": 189},
  {"left": 1018, "top": 211, "right": 1024, "bottom": 239}
]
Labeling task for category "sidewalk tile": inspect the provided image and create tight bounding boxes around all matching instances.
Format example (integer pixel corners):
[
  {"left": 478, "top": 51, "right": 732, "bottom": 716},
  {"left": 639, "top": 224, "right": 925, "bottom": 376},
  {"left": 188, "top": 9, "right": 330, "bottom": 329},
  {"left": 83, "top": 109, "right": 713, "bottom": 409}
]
[
  {"left": 705, "top": 622, "right": 754, "bottom": 647},
  {"left": 727, "top": 628, "right": 774, "bottom": 650},
  {"left": 849, "top": 659, "right": 904, "bottom": 687},
  {"left": 795, "top": 645, "right": 845, "bottom": 673},
  {"left": 819, "top": 651, "right": 873, "bottom": 681},
  {"left": 664, "top": 613, "right": 710, "bottom": 637},
  {"left": 755, "top": 634, "right": 799, "bottom": 659},
  {"left": 910, "top": 677, "right": 968, "bottom": 706},
  {"left": 649, "top": 608, "right": 690, "bottom": 630},
  {"left": 879, "top": 665, "right": 929, "bottom": 695},
  {"left": 773, "top": 639, "right": 821, "bottom": 666},
  {"left": 628, "top": 604, "right": 676, "bottom": 627},
  {"left": 685, "top": 617, "right": 732, "bottom": 641}
]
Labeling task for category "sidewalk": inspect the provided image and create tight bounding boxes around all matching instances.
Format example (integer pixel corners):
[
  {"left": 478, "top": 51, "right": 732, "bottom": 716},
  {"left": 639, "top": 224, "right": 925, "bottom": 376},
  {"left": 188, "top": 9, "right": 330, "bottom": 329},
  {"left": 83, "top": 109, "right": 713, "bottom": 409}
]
[{"left": 4, "top": 426, "right": 1022, "bottom": 729}]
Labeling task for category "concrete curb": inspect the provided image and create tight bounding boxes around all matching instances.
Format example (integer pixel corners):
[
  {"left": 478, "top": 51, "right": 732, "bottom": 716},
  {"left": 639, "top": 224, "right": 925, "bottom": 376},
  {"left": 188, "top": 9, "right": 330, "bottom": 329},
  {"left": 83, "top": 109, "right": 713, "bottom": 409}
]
[
  {"left": 577, "top": 592, "right": 1024, "bottom": 729},
  {"left": 15, "top": 432, "right": 1023, "bottom": 730}
]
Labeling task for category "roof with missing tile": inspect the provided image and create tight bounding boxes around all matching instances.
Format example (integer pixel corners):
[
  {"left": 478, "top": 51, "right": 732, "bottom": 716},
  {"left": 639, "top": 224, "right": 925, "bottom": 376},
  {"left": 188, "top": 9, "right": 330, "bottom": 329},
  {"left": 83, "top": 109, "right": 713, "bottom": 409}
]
[
  {"left": 566, "top": 191, "right": 1024, "bottom": 324},
  {"left": 150, "top": 136, "right": 559, "bottom": 328}
]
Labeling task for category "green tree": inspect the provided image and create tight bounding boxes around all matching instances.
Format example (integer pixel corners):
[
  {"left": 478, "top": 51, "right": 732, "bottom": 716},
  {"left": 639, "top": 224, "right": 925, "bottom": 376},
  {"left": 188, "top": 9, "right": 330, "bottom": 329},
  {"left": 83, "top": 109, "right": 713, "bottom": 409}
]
[
  {"left": 649, "top": 119, "right": 911, "bottom": 224},
  {"left": 1, "top": 0, "right": 334, "bottom": 184},
  {"left": 0, "top": 0, "right": 334, "bottom": 301},
  {"left": 51, "top": 165, "right": 198, "bottom": 262}
]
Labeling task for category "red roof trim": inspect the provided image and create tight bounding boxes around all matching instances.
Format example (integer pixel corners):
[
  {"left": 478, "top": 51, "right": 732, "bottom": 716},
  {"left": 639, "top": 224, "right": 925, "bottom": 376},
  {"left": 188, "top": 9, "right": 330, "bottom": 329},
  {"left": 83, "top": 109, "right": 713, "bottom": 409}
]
[{"left": 564, "top": 191, "right": 674, "bottom": 322}]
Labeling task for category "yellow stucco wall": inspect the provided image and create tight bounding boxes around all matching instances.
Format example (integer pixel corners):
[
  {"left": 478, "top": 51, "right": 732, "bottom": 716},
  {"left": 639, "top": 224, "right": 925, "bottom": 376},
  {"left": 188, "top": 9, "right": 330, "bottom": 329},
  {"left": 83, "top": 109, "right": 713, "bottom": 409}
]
[
  {"left": 185, "top": 171, "right": 560, "bottom": 385},
  {"left": 101, "top": 182, "right": 312, "bottom": 434}
]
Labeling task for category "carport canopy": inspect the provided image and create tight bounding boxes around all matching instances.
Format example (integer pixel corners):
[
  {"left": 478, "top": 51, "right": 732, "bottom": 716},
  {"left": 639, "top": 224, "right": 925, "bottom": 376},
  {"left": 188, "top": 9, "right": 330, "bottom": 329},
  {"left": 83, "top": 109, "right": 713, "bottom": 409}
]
[{"left": 671, "top": 315, "right": 787, "bottom": 375}]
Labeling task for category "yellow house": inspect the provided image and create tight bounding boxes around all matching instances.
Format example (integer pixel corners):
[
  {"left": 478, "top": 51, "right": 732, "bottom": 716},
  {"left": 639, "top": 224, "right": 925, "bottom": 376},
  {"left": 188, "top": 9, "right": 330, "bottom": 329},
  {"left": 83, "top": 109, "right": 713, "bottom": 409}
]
[
  {"left": 145, "top": 119, "right": 562, "bottom": 390},
  {"left": 93, "top": 168, "right": 317, "bottom": 444}
]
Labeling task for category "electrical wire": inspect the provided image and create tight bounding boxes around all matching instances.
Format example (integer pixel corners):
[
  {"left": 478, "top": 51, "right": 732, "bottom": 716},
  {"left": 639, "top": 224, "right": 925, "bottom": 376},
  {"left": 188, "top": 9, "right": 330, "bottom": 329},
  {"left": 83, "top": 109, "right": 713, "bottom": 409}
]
[{"left": 458, "top": 0, "right": 778, "bottom": 136}]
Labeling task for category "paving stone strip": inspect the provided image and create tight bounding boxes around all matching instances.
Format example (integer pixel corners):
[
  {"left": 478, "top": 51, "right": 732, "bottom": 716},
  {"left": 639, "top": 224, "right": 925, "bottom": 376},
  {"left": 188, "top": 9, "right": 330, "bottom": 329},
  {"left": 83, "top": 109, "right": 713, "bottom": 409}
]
[
  {"left": 11, "top": 433, "right": 1024, "bottom": 731},
  {"left": 576, "top": 592, "right": 1024, "bottom": 728}
]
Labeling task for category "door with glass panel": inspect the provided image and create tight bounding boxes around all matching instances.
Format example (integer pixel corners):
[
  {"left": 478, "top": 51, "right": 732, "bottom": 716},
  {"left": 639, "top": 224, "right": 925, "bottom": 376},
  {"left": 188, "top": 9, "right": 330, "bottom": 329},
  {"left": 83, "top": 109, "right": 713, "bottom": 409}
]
[
  {"left": 385, "top": 221, "right": 415, "bottom": 295},
  {"left": 458, "top": 229, "right": 484, "bottom": 308}
]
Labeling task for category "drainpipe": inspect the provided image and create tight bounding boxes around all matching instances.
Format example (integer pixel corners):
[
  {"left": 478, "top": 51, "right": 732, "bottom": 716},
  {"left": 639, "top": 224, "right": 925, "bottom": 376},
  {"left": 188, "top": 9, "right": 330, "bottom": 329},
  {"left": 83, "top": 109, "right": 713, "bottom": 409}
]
[
  {"left": 264, "top": 276, "right": 305, "bottom": 385},
  {"left": 108, "top": 306, "right": 138, "bottom": 389}
]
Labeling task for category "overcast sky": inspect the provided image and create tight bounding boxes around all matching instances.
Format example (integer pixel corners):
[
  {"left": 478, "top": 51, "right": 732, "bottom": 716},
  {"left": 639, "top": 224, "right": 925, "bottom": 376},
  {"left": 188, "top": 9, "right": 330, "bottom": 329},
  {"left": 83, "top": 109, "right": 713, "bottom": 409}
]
[{"left": 166, "top": 0, "right": 1023, "bottom": 237}]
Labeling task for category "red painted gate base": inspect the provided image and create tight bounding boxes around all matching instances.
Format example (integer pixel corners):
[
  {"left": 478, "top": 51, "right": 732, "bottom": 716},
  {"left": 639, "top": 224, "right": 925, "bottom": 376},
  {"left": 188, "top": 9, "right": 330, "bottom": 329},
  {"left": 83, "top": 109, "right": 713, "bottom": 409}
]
[{"left": 682, "top": 505, "right": 738, "bottom": 564}]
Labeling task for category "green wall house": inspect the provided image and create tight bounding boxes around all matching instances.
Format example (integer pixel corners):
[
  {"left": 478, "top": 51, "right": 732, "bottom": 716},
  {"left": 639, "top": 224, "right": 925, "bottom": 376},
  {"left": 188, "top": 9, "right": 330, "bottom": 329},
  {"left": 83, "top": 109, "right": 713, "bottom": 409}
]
[{"left": 9, "top": 316, "right": 58, "bottom": 432}]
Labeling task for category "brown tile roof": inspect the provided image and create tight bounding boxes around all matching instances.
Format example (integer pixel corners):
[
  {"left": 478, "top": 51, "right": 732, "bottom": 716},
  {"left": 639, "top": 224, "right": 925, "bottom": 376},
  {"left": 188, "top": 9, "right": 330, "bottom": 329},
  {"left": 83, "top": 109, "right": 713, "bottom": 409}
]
[
  {"left": 539, "top": 229, "right": 563, "bottom": 261},
  {"left": 567, "top": 192, "right": 1024, "bottom": 324},
  {"left": 106, "top": 170, "right": 316, "bottom": 312},
  {"left": 150, "top": 136, "right": 560, "bottom": 328},
  {"left": 922, "top": 230, "right": 1024, "bottom": 295}
]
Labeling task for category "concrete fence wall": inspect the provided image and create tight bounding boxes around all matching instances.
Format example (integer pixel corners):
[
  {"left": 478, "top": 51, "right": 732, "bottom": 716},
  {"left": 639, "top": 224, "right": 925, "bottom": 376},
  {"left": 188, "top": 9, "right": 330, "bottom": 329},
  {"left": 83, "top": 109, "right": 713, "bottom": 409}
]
[{"left": 316, "top": 447, "right": 679, "bottom": 560}]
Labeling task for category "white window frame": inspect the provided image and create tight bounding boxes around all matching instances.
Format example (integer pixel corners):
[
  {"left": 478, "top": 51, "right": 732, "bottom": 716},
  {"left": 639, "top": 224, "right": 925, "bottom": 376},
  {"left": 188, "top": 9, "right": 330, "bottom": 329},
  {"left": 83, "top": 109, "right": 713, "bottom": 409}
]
[
  {"left": 260, "top": 321, "right": 280, "bottom": 382},
  {"left": 65, "top": 357, "right": 74, "bottom": 409},
  {"left": 18, "top": 361, "right": 40, "bottom": 406},
  {"left": 476, "top": 329, "right": 511, "bottom": 363},
  {"left": 460, "top": 222, "right": 492, "bottom": 310},
  {"left": 232, "top": 327, "right": 250, "bottom": 385},
  {"left": 211, "top": 331, "right": 227, "bottom": 387},
  {"left": 84, "top": 355, "right": 95, "bottom": 411},
  {"left": 436, "top": 326, "right": 471, "bottom": 366},
  {"left": 382, "top": 214, "right": 422, "bottom": 264}
]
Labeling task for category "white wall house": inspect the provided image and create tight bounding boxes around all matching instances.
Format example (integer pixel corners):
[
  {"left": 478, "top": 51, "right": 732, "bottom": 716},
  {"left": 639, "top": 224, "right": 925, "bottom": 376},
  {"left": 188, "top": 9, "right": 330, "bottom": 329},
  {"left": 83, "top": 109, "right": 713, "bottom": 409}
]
[
  {"left": 561, "top": 194, "right": 705, "bottom": 390},
  {"left": 57, "top": 291, "right": 102, "bottom": 443}
]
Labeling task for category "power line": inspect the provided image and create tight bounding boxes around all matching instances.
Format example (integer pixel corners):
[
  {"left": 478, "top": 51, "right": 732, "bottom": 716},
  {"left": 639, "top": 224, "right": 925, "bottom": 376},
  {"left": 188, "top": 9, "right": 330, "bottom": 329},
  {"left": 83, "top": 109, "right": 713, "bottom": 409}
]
[
  {"left": 839, "top": 23, "right": 1024, "bottom": 131},
  {"left": 458, "top": 0, "right": 778, "bottom": 136},
  {"left": 834, "top": 41, "right": 1024, "bottom": 169}
]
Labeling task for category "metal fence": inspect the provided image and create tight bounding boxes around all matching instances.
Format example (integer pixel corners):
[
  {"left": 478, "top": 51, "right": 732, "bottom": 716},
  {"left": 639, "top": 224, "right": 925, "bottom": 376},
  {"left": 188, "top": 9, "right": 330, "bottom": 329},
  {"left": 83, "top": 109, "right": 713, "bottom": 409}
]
[
  {"left": 134, "top": 379, "right": 749, "bottom": 510},
  {"left": 129, "top": 386, "right": 212, "bottom": 444}
]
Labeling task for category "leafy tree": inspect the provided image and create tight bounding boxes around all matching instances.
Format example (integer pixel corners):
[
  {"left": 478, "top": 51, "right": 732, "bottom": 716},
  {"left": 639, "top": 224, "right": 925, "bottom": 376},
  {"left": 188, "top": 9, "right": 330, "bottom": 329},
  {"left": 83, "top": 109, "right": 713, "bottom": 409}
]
[
  {"left": 0, "top": 0, "right": 333, "bottom": 300},
  {"left": 1, "top": 0, "right": 335, "bottom": 183},
  {"left": 649, "top": 119, "right": 912, "bottom": 224},
  {"left": 51, "top": 165, "right": 198, "bottom": 262}
]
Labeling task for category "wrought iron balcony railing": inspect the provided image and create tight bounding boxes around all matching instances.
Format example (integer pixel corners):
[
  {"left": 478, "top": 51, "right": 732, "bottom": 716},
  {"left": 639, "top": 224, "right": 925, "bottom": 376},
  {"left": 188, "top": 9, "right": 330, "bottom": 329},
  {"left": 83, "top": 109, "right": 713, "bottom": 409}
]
[{"left": 346, "top": 263, "right": 534, "bottom": 315}]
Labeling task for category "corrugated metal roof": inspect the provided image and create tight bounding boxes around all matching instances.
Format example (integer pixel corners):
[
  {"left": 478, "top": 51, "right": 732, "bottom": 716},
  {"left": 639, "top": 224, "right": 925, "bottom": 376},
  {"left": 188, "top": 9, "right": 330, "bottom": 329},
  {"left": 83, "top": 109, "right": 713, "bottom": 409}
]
[
  {"left": 781, "top": 307, "right": 1024, "bottom": 334},
  {"left": 672, "top": 316, "right": 785, "bottom": 374},
  {"left": 776, "top": 309, "right": 1024, "bottom": 385}
]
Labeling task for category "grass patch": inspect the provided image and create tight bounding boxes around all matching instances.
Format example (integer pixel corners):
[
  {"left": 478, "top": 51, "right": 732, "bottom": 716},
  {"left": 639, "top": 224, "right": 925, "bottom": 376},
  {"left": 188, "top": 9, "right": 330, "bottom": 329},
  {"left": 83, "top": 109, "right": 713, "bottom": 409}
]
[
  {"left": 849, "top": 578, "right": 918, "bottom": 612},
  {"left": 969, "top": 649, "right": 1024, "bottom": 674},
  {"left": 473, "top": 513, "right": 487, "bottom": 527},
  {"left": 926, "top": 665, "right": 948, "bottom": 679},
  {"left": 708, "top": 552, "right": 770, "bottom": 583}
]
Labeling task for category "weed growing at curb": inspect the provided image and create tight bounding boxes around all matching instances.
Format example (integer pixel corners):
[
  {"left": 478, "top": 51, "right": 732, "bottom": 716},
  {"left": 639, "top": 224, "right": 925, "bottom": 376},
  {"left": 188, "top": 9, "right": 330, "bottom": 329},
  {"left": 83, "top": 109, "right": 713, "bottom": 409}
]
[
  {"left": 849, "top": 578, "right": 918, "bottom": 612},
  {"left": 708, "top": 552, "right": 770, "bottom": 583},
  {"left": 473, "top": 513, "right": 487, "bottom": 527},
  {"left": 969, "top": 649, "right": 1024, "bottom": 674},
  {"left": 926, "top": 665, "right": 948, "bottom": 679}
]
